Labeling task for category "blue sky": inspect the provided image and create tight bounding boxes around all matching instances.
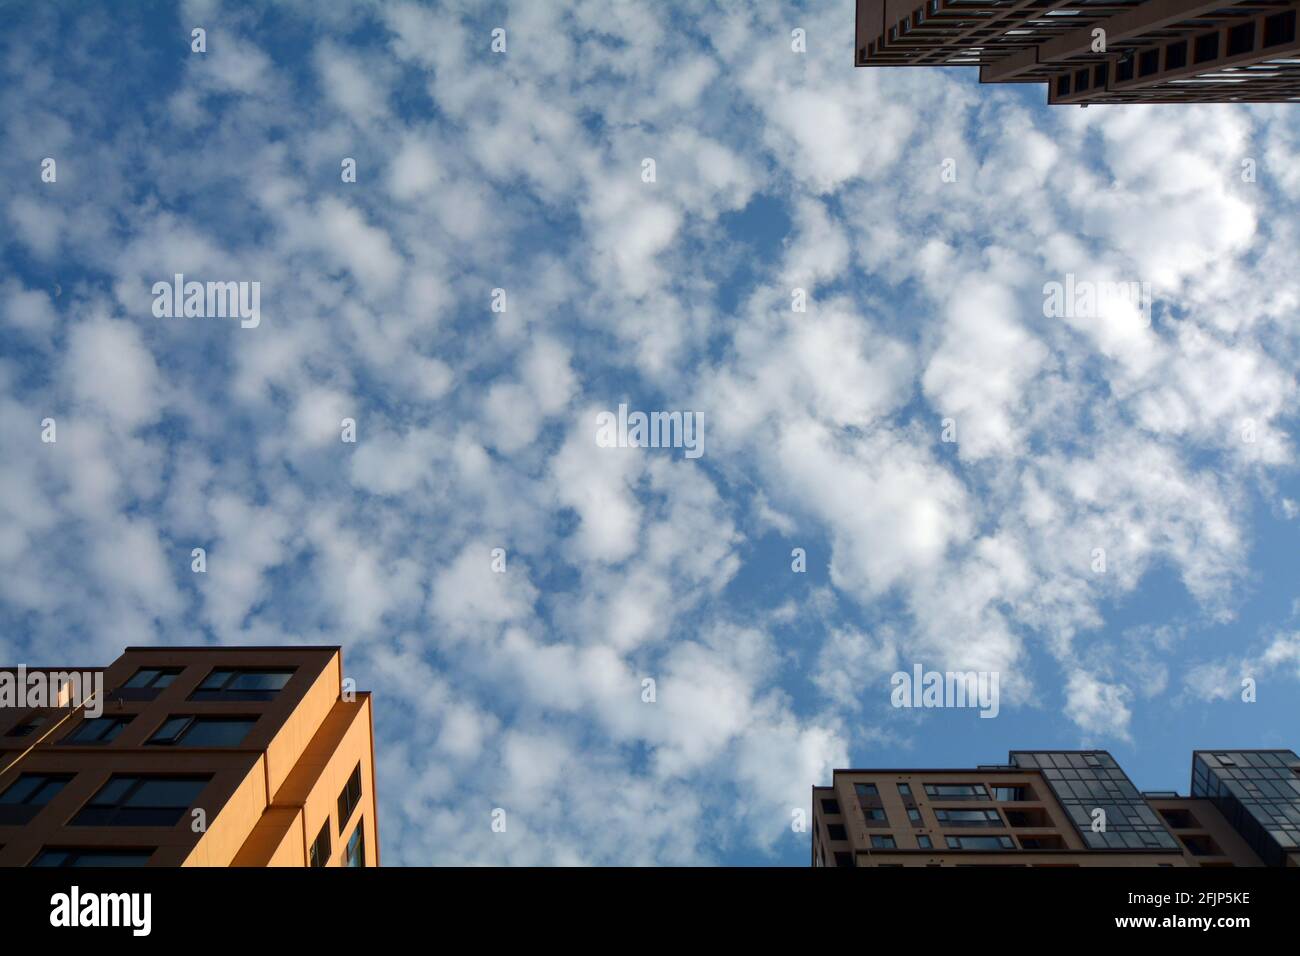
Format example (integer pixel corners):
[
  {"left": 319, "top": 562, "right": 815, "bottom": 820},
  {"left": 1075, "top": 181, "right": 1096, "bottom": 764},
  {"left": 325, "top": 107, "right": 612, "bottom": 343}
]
[{"left": 1, "top": 0, "right": 1299, "bottom": 866}]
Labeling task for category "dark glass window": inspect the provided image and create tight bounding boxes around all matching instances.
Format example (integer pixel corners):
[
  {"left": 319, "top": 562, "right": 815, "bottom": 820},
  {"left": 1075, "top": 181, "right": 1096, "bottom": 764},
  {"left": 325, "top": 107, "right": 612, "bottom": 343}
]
[
  {"left": 1264, "top": 10, "right": 1296, "bottom": 47},
  {"left": 62, "top": 716, "right": 132, "bottom": 745},
  {"left": 946, "top": 835, "right": 1015, "bottom": 850},
  {"left": 337, "top": 764, "right": 362, "bottom": 833},
  {"left": 936, "top": 808, "right": 1003, "bottom": 826},
  {"left": 925, "top": 783, "right": 988, "bottom": 800},
  {"left": 827, "top": 824, "right": 847, "bottom": 841},
  {"left": 1165, "top": 41, "right": 1187, "bottom": 70},
  {"left": 1074, "top": 68, "right": 1089, "bottom": 91},
  {"left": 346, "top": 820, "right": 365, "bottom": 867},
  {"left": 870, "top": 835, "right": 896, "bottom": 849},
  {"left": 897, "top": 784, "right": 912, "bottom": 796},
  {"left": 1116, "top": 56, "right": 1135, "bottom": 81},
  {"left": 833, "top": 851, "right": 853, "bottom": 867},
  {"left": 992, "top": 785, "right": 1033, "bottom": 801},
  {"left": 309, "top": 821, "right": 331, "bottom": 867},
  {"left": 0, "top": 773, "right": 72, "bottom": 825},
  {"left": 5, "top": 713, "right": 49, "bottom": 738},
  {"left": 820, "top": 798, "right": 840, "bottom": 815},
  {"left": 147, "top": 716, "right": 256, "bottom": 747},
  {"left": 917, "top": 835, "right": 933, "bottom": 849},
  {"left": 71, "top": 775, "right": 210, "bottom": 827},
  {"left": 907, "top": 808, "right": 922, "bottom": 822},
  {"left": 31, "top": 848, "right": 153, "bottom": 867},
  {"left": 122, "top": 668, "right": 181, "bottom": 691},
  {"left": 1056, "top": 74, "right": 1070, "bottom": 95},
  {"left": 1139, "top": 48, "right": 1160, "bottom": 76},
  {"left": 1194, "top": 31, "right": 1220, "bottom": 63},
  {"left": 1227, "top": 22, "right": 1255, "bottom": 56},
  {"left": 189, "top": 669, "right": 294, "bottom": 701}
]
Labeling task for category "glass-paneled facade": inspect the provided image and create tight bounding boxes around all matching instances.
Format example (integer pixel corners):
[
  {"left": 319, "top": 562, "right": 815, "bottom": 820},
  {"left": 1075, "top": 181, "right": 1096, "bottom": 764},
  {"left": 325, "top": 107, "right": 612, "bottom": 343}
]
[
  {"left": 1192, "top": 750, "right": 1300, "bottom": 867},
  {"left": 1010, "top": 751, "right": 1181, "bottom": 850}
]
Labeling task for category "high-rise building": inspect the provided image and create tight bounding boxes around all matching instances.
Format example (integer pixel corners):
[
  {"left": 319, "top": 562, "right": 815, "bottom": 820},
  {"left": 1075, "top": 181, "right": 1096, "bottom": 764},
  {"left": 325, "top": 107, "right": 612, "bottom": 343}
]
[
  {"left": 855, "top": 0, "right": 1300, "bottom": 104},
  {"left": 0, "top": 646, "right": 377, "bottom": 867},
  {"left": 812, "top": 749, "right": 1300, "bottom": 866}
]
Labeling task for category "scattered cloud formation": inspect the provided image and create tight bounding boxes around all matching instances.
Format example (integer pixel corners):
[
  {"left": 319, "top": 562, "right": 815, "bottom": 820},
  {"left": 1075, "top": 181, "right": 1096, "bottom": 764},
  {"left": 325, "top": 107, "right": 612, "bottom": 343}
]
[{"left": 2, "top": 0, "right": 1298, "bottom": 864}]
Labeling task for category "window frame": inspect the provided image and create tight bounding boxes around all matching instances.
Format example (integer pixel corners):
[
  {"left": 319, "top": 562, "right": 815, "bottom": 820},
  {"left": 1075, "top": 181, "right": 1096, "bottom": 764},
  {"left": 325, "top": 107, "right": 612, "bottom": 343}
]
[
  {"left": 70, "top": 774, "right": 211, "bottom": 828},
  {"left": 337, "top": 763, "right": 363, "bottom": 834},
  {"left": 188, "top": 668, "right": 296, "bottom": 702},
  {"left": 146, "top": 714, "right": 258, "bottom": 748}
]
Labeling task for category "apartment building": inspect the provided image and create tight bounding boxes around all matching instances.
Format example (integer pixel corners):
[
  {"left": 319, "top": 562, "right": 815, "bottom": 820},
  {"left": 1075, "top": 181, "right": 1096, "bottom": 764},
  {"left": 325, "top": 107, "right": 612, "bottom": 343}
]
[
  {"left": 0, "top": 646, "right": 377, "bottom": 867},
  {"left": 812, "top": 749, "right": 1300, "bottom": 866},
  {"left": 855, "top": 0, "right": 1300, "bottom": 104}
]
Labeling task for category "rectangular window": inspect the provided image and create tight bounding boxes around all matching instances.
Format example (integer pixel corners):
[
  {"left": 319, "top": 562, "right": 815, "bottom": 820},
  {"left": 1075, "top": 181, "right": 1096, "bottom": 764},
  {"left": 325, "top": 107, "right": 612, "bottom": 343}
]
[
  {"left": 146, "top": 715, "right": 257, "bottom": 747},
  {"left": 907, "top": 808, "right": 922, "bottom": 823},
  {"left": 917, "top": 835, "right": 933, "bottom": 849},
  {"left": 946, "top": 835, "right": 1015, "bottom": 850},
  {"left": 897, "top": 783, "right": 912, "bottom": 796},
  {"left": 827, "top": 824, "right": 847, "bottom": 841},
  {"left": 1138, "top": 48, "right": 1160, "bottom": 76},
  {"left": 1056, "top": 74, "right": 1070, "bottom": 96},
  {"left": 1227, "top": 22, "right": 1255, "bottom": 57},
  {"left": 346, "top": 820, "right": 365, "bottom": 867},
  {"left": 820, "top": 798, "right": 840, "bottom": 814},
  {"left": 935, "top": 808, "right": 1003, "bottom": 826},
  {"left": 833, "top": 851, "right": 853, "bottom": 867},
  {"left": 5, "top": 713, "right": 49, "bottom": 738},
  {"left": 924, "top": 783, "right": 988, "bottom": 800},
  {"left": 854, "top": 783, "right": 879, "bottom": 801},
  {"left": 1116, "top": 57, "right": 1135, "bottom": 82},
  {"left": 1194, "top": 31, "right": 1220, "bottom": 63},
  {"left": 1264, "top": 10, "right": 1296, "bottom": 47},
  {"left": 31, "top": 848, "right": 154, "bottom": 867},
  {"left": 1165, "top": 40, "right": 1187, "bottom": 70},
  {"left": 1074, "top": 67, "right": 1089, "bottom": 91},
  {"left": 189, "top": 669, "right": 294, "bottom": 702},
  {"left": 337, "top": 763, "right": 362, "bottom": 833},
  {"left": 0, "top": 773, "right": 72, "bottom": 825},
  {"left": 118, "top": 668, "right": 182, "bottom": 700},
  {"left": 71, "top": 775, "right": 210, "bottom": 827},
  {"left": 870, "top": 835, "right": 896, "bottom": 849},
  {"left": 309, "top": 821, "right": 331, "bottom": 867},
  {"left": 62, "top": 716, "right": 132, "bottom": 745}
]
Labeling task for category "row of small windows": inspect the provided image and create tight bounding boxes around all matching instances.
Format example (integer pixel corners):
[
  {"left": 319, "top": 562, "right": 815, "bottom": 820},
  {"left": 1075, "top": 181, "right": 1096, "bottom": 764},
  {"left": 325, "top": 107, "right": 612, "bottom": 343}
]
[
  {"left": 7, "top": 713, "right": 260, "bottom": 748},
  {"left": 842, "top": 833, "right": 1018, "bottom": 851},
  {"left": 0, "top": 773, "right": 207, "bottom": 827},
  {"left": 1055, "top": 10, "right": 1297, "bottom": 96},
  {"left": 828, "top": 781, "right": 1035, "bottom": 811},
  {"left": 29, "top": 821, "right": 368, "bottom": 868},
  {"left": 1, "top": 767, "right": 366, "bottom": 865},
  {"left": 121, "top": 666, "right": 295, "bottom": 701}
]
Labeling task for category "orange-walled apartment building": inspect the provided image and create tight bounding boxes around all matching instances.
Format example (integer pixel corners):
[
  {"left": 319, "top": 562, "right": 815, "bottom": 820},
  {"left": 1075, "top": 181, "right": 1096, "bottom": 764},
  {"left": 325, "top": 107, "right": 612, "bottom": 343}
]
[{"left": 0, "top": 646, "right": 377, "bottom": 867}]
